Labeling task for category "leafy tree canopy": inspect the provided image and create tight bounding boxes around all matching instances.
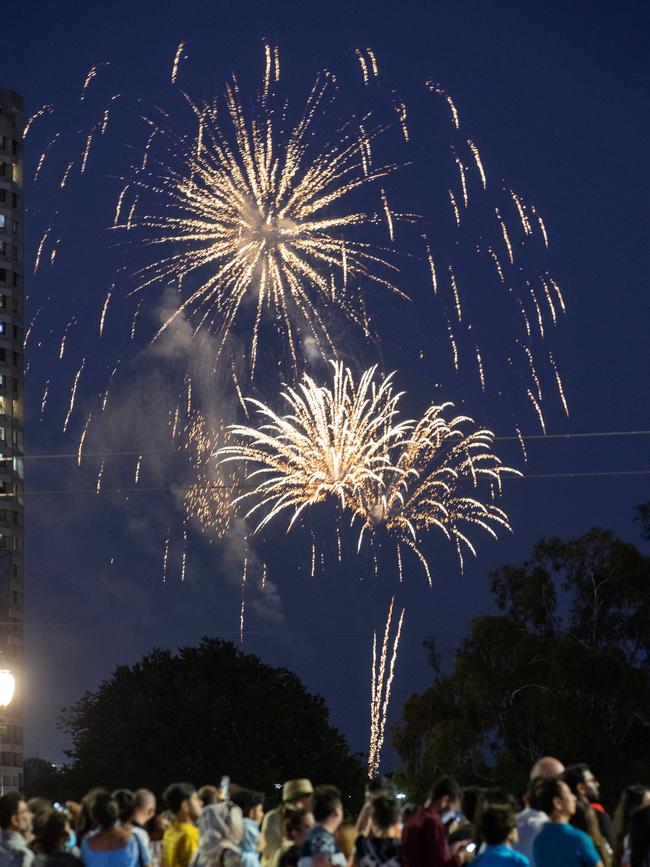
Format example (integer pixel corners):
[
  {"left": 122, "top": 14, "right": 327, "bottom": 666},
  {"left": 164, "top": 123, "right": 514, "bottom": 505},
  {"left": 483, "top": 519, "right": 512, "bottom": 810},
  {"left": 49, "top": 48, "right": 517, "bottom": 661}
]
[
  {"left": 58, "top": 637, "right": 365, "bottom": 805},
  {"left": 393, "top": 523, "right": 650, "bottom": 806}
]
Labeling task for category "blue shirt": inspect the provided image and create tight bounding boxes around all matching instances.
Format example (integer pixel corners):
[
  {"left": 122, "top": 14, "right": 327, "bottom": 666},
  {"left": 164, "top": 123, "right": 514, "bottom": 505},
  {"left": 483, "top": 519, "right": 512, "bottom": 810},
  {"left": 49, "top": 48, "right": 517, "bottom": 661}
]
[
  {"left": 532, "top": 823, "right": 601, "bottom": 867},
  {"left": 474, "top": 844, "right": 529, "bottom": 866}
]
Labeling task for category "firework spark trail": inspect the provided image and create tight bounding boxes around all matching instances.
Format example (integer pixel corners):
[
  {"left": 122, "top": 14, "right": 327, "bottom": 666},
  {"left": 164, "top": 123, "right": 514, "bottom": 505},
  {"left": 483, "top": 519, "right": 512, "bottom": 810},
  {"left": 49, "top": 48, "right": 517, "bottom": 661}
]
[
  {"left": 426, "top": 81, "right": 460, "bottom": 129},
  {"left": 515, "top": 425, "right": 528, "bottom": 465},
  {"left": 181, "top": 523, "right": 188, "bottom": 582},
  {"left": 81, "top": 133, "right": 93, "bottom": 174},
  {"left": 509, "top": 188, "right": 531, "bottom": 234},
  {"left": 60, "top": 161, "right": 74, "bottom": 189},
  {"left": 114, "top": 184, "right": 130, "bottom": 226},
  {"left": 527, "top": 388, "right": 546, "bottom": 434},
  {"left": 495, "top": 207, "right": 514, "bottom": 263},
  {"left": 531, "top": 205, "right": 549, "bottom": 248},
  {"left": 134, "top": 454, "right": 142, "bottom": 483},
  {"left": 101, "top": 363, "right": 120, "bottom": 412},
  {"left": 467, "top": 139, "right": 486, "bottom": 189},
  {"left": 475, "top": 345, "right": 486, "bottom": 391},
  {"left": 77, "top": 412, "right": 93, "bottom": 466},
  {"left": 130, "top": 298, "right": 142, "bottom": 340},
  {"left": 261, "top": 562, "right": 267, "bottom": 590},
  {"left": 59, "top": 317, "right": 77, "bottom": 359},
  {"left": 549, "top": 351, "right": 569, "bottom": 416},
  {"left": 453, "top": 152, "right": 468, "bottom": 208},
  {"left": 34, "top": 228, "right": 51, "bottom": 273},
  {"left": 40, "top": 380, "right": 50, "bottom": 420},
  {"left": 448, "top": 189, "right": 461, "bottom": 226},
  {"left": 231, "top": 361, "right": 250, "bottom": 418},
  {"left": 240, "top": 554, "right": 248, "bottom": 643},
  {"left": 392, "top": 94, "right": 409, "bottom": 142},
  {"left": 33, "top": 133, "right": 60, "bottom": 183},
  {"left": 24, "top": 104, "right": 54, "bottom": 138},
  {"left": 162, "top": 534, "right": 170, "bottom": 582},
  {"left": 423, "top": 237, "right": 437, "bottom": 293},
  {"left": 448, "top": 264, "right": 462, "bottom": 321},
  {"left": 380, "top": 189, "right": 395, "bottom": 241},
  {"left": 171, "top": 42, "right": 185, "bottom": 84},
  {"left": 63, "top": 358, "right": 86, "bottom": 432},
  {"left": 124, "top": 62, "right": 408, "bottom": 373},
  {"left": 99, "top": 286, "right": 113, "bottom": 336},
  {"left": 24, "top": 308, "right": 42, "bottom": 349},
  {"left": 447, "top": 320, "right": 459, "bottom": 370},
  {"left": 368, "top": 598, "right": 404, "bottom": 777},
  {"left": 96, "top": 460, "right": 105, "bottom": 494}
]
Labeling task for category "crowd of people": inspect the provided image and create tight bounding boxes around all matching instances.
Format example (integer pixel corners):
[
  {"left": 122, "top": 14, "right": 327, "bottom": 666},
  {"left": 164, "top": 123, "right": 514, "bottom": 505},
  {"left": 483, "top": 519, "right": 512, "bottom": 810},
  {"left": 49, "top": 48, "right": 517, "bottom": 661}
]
[{"left": 0, "top": 758, "right": 649, "bottom": 867}]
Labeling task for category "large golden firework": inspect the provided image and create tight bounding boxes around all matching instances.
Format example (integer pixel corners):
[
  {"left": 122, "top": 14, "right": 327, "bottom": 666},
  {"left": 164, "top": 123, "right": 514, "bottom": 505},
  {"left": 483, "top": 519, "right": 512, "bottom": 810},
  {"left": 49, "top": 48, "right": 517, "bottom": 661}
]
[
  {"left": 216, "top": 361, "right": 519, "bottom": 577},
  {"left": 126, "top": 57, "right": 408, "bottom": 372}
]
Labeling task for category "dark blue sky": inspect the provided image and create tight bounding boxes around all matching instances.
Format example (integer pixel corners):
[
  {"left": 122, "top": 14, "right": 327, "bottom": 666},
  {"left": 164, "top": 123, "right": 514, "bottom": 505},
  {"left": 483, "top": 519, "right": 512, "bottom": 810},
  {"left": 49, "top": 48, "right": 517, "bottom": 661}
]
[{"left": 8, "top": 0, "right": 650, "bottom": 774}]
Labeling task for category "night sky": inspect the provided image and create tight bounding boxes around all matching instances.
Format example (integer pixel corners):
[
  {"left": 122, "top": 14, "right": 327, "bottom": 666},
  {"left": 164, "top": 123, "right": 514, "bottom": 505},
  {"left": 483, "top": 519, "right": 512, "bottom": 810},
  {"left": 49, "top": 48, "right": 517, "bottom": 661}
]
[{"left": 8, "top": 0, "right": 650, "bottom": 773}]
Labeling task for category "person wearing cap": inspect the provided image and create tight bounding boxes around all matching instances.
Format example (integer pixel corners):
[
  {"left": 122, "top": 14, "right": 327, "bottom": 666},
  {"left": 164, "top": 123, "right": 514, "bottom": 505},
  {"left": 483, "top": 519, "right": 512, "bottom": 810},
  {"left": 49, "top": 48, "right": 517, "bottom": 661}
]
[{"left": 261, "top": 782, "right": 313, "bottom": 867}]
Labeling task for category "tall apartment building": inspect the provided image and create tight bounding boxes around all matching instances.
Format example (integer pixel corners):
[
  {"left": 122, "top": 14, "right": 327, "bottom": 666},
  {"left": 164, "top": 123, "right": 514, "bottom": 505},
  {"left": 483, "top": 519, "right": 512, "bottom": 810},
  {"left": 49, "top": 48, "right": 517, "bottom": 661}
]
[{"left": 0, "top": 91, "right": 24, "bottom": 790}]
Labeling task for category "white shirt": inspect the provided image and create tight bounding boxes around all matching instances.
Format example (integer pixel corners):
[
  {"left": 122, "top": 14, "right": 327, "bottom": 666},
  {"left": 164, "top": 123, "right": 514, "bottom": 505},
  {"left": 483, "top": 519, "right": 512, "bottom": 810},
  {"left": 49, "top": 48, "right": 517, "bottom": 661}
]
[{"left": 514, "top": 807, "right": 548, "bottom": 866}]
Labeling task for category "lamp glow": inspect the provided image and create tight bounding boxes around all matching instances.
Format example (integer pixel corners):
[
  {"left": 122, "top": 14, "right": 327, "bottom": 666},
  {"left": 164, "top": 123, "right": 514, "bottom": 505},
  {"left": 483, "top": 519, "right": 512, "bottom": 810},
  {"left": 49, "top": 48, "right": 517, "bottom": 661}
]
[{"left": 0, "top": 670, "right": 15, "bottom": 708}]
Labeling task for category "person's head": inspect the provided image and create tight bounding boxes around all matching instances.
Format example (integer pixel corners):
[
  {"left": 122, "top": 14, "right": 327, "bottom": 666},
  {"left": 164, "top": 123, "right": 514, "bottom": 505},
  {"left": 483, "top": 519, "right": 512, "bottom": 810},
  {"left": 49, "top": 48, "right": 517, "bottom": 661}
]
[
  {"left": 529, "top": 756, "right": 565, "bottom": 781},
  {"left": 480, "top": 804, "right": 517, "bottom": 846},
  {"left": 369, "top": 797, "right": 400, "bottom": 836},
  {"left": 282, "top": 808, "right": 314, "bottom": 847},
  {"left": 133, "top": 789, "right": 156, "bottom": 825},
  {"left": 564, "top": 764, "right": 600, "bottom": 804},
  {"left": 198, "top": 786, "right": 219, "bottom": 807},
  {"left": 230, "top": 788, "right": 264, "bottom": 823},
  {"left": 76, "top": 788, "right": 107, "bottom": 841},
  {"left": 461, "top": 787, "right": 485, "bottom": 826},
  {"left": 536, "top": 778, "right": 576, "bottom": 822},
  {"left": 146, "top": 813, "right": 171, "bottom": 842},
  {"left": 0, "top": 792, "right": 32, "bottom": 838},
  {"left": 282, "top": 780, "right": 313, "bottom": 811},
  {"left": 365, "top": 777, "right": 397, "bottom": 802},
  {"left": 34, "top": 809, "right": 72, "bottom": 854},
  {"left": 91, "top": 793, "right": 120, "bottom": 831},
  {"left": 111, "top": 789, "right": 136, "bottom": 824},
  {"left": 630, "top": 805, "right": 650, "bottom": 867},
  {"left": 311, "top": 786, "right": 343, "bottom": 830},
  {"left": 164, "top": 783, "right": 202, "bottom": 823},
  {"left": 426, "top": 776, "right": 462, "bottom": 817},
  {"left": 28, "top": 798, "right": 53, "bottom": 839}
]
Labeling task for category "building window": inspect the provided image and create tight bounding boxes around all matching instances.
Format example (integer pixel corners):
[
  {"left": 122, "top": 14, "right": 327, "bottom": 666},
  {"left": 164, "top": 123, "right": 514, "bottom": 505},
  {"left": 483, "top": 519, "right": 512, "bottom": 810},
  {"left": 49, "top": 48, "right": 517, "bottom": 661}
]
[
  {"left": 0, "top": 376, "right": 6, "bottom": 388},
  {"left": 11, "top": 194, "right": 17, "bottom": 209},
  {"left": 0, "top": 137, "right": 5, "bottom": 150},
  {"left": 12, "top": 274, "right": 19, "bottom": 289},
  {"left": 11, "top": 141, "right": 18, "bottom": 157},
  {"left": 0, "top": 322, "right": 5, "bottom": 334},
  {"left": 0, "top": 163, "right": 6, "bottom": 177},
  {"left": 11, "top": 221, "right": 17, "bottom": 236},
  {"left": 0, "top": 270, "right": 5, "bottom": 283},
  {"left": 0, "top": 216, "right": 5, "bottom": 229}
]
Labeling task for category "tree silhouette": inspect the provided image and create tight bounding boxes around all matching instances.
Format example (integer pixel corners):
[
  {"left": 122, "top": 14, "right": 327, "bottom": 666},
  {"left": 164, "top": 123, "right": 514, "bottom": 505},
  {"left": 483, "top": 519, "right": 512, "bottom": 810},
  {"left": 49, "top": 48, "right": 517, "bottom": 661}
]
[{"left": 59, "top": 637, "right": 365, "bottom": 805}]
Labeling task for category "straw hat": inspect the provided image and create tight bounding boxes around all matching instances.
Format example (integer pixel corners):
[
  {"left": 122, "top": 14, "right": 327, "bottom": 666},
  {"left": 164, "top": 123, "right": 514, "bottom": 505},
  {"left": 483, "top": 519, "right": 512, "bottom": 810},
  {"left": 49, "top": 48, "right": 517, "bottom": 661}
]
[{"left": 282, "top": 779, "right": 313, "bottom": 803}]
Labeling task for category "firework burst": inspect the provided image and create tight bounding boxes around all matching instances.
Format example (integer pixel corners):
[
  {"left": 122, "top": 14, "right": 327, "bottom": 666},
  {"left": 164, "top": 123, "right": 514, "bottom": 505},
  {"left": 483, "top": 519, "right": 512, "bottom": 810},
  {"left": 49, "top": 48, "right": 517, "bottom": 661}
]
[
  {"left": 216, "top": 361, "right": 519, "bottom": 579},
  {"left": 217, "top": 361, "right": 412, "bottom": 531},
  {"left": 125, "top": 61, "right": 410, "bottom": 373}
]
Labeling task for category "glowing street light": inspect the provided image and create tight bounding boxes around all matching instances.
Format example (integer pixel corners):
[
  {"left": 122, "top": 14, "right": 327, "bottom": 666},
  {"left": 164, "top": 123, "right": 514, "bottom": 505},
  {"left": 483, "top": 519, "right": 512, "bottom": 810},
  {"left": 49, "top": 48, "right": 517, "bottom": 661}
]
[{"left": 0, "top": 670, "right": 15, "bottom": 708}]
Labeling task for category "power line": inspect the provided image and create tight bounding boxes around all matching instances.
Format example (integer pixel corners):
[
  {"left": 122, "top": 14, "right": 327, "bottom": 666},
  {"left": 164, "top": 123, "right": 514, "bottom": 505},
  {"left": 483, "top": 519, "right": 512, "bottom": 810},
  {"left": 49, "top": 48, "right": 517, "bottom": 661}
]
[
  {"left": 1, "top": 467, "right": 648, "bottom": 497},
  {"left": 3, "top": 429, "right": 650, "bottom": 462}
]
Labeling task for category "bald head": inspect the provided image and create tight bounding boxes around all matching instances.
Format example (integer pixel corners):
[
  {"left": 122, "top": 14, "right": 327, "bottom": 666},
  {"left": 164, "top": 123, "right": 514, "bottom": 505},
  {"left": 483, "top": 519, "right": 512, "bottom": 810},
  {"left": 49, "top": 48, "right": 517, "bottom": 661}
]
[
  {"left": 133, "top": 789, "right": 156, "bottom": 825},
  {"left": 530, "top": 756, "right": 565, "bottom": 780}
]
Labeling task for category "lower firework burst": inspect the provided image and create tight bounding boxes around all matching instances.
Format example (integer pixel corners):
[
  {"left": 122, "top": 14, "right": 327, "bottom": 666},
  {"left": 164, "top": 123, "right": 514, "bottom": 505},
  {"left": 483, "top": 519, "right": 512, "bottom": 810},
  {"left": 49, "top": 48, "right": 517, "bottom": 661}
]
[{"left": 215, "top": 361, "right": 520, "bottom": 579}]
